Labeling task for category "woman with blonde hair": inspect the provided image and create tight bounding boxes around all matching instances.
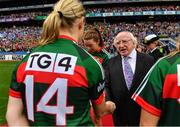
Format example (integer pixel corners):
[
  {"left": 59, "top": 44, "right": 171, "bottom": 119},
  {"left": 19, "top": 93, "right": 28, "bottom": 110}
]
[
  {"left": 6, "top": 0, "right": 115, "bottom": 126},
  {"left": 132, "top": 35, "right": 180, "bottom": 126}
]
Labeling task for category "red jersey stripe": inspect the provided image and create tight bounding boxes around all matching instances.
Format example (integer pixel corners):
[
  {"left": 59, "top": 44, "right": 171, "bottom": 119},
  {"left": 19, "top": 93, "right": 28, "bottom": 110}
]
[
  {"left": 58, "top": 35, "right": 78, "bottom": 43},
  {"left": 134, "top": 94, "right": 161, "bottom": 117},
  {"left": 17, "top": 62, "right": 88, "bottom": 87},
  {"left": 16, "top": 62, "right": 26, "bottom": 83},
  {"left": 94, "top": 56, "right": 103, "bottom": 64},
  {"left": 163, "top": 74, "right": 180, "bottom": 99},
  {"left": 91, "top": 92, "right": 105, "bottom": 105},
  {"left": 9, "top": 88, "right": 21, "bottom": 98}
]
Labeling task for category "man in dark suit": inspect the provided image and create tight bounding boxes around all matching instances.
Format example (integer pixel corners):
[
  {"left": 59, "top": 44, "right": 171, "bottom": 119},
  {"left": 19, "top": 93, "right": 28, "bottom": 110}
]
[
  {"left": 144, "top": 34, "right": 164, "bottom": 62},
  {"left": 105, "top": 31, "right": 154, "bottom": 126}
]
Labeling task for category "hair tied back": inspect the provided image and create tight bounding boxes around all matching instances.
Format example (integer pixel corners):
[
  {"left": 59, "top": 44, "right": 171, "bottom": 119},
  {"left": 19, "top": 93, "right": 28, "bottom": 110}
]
[{"left": 58, "top": 11, "right": 63, "bottom": 18}]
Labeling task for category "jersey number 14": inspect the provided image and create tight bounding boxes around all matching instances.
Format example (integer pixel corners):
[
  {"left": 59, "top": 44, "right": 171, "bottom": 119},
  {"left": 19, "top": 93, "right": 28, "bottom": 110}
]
[{"left": 24, "top": 75, "right": 74, "bottom": 125}]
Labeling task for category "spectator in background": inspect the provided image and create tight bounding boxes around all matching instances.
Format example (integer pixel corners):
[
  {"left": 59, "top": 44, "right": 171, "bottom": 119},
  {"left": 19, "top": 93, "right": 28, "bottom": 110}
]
[
  {"left": 144, "top": 34, "right": 164, "bottom": 62},
  {"left": 159, "top": 44, "right": 170, "bottom": 55},
  {"left": 6, "top": 0, "right": 115, "bottom": 126},
  {"left": 0, "top": 21, "right": 179, "bottom": 53},
  {"left": 132, "top": 35, "right": 180, "bottom": 126},
  {"left": 105, "top": 31, "right": 154, "bottom": 126},
  {"left": 136, "top": 43, "right": 146, "bottom": 53}
]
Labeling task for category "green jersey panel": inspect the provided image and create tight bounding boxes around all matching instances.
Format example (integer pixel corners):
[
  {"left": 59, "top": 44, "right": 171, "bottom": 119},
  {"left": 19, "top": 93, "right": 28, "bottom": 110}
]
[
  {"left": 132, "top": 52, "right": 180, "bottom": 126},
  {"left": 91, "top": 48, "right": 110, "bottom": 67},
  {"left": 9, "top": 36, "right": 105, "bottom": 126}
]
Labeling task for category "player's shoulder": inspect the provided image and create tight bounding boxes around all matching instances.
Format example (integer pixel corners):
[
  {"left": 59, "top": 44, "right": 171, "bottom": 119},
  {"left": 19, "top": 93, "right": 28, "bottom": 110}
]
[
  {"left": 165, "top": 52, "right": 180, "bottom": 64},
  {"left": 82, "top": 48, "right": 103, "bottom": 71},
  {"left": 78, "top": 48, "right": 104, "bottom": 84},
  {"left": 101, "top": 48, "right": 110, "bottom": 56}
]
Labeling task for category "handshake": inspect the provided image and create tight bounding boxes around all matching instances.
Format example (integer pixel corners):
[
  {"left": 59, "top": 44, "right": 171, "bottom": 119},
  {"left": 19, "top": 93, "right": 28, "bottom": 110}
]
[
  {"left": 105, "top": 101, "right": 116, "bottom": 114},
  {"left": 92, "top": 100, "right": 116, "bottom": 126},
  {"left": 92, "top": 99, "right": 116, "bottom": 118}
]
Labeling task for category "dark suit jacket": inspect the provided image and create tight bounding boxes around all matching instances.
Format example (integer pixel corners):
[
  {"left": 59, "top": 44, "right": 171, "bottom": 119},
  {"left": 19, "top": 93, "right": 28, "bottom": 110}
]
[{"left": 105, "top": 51, "right": 154, "bottom": 126}]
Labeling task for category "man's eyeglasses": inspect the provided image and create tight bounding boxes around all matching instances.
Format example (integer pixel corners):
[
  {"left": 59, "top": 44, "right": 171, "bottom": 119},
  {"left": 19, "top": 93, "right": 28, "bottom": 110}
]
[{"left": 115, "top": 39, "right": 132, "bottom": 45}]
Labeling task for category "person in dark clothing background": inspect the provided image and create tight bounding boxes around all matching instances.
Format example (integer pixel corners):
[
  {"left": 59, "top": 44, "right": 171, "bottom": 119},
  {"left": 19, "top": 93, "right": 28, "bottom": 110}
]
[{"left": 144, "top": 34, "right": 164, "bottom": 62}]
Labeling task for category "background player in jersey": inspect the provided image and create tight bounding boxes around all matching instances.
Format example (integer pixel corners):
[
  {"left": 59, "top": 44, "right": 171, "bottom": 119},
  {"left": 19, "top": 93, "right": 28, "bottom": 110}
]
[
  {"left": 83, "top": 28, "right": 113, "bottom": 126},
  {"left": 6, "top": 0, "right": 116, "bottom": 126},
  {"left": 132, "top": 35, "right": 180, "bottom": 126},
  {"left": 83, "top": 28, "right": 110, "bottom": 68}
]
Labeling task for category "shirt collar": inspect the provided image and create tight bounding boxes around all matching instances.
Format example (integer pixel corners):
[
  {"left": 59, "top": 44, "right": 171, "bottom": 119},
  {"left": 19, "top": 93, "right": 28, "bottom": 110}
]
[
  {"left": 122, "top": 48, "right": 137, "bottom": 59},
  {"left": 58, "top": 35, "right": 78, "bottom": 43},
  {"left": 97, "top": 47, "right": 104, "bottom": 52},
  {"left": 150, "top": 47, "right": 158, "bottom": 53}
]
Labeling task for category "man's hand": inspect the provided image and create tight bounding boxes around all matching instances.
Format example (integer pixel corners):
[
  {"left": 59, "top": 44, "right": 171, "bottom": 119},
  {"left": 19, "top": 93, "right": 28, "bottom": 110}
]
[{"left": 105, "top": 101, "right": 116, "bottom": 114}]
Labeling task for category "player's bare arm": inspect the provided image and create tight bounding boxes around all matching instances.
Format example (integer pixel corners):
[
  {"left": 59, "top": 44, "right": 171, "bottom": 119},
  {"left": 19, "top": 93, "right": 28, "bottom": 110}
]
[{"left": 6, "top": 96, "right": 29, "bottom": 126}]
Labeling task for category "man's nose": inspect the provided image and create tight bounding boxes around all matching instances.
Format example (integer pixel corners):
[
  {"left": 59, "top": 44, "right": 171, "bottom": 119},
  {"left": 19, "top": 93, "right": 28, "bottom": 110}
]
[{"left": 118, "top": 42, "right": 124, "bottom": 47}]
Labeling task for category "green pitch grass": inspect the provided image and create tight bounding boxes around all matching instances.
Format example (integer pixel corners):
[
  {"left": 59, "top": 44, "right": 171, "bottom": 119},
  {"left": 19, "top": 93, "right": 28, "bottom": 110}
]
[{"left": 0, "top": 61, "right": 18, "bottom": 125}]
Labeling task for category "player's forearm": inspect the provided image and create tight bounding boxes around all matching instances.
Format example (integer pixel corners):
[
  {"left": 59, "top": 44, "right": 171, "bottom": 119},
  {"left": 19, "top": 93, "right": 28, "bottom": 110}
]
[
  {"left": 6, "top": 96, "right": 29, "bottom": 126},
  {"left": 140, "top": 108, "right": 159, "bottom": 126},
  {"left": 7, "top": 114, "right": 29, "bottom": 126}
]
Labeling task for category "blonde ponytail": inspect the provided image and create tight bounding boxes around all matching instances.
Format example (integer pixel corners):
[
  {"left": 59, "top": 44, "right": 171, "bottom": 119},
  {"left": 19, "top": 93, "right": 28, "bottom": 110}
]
[
  {"left": 39, "top": 0, "right": 85, "bottom": 45},
  {"left": 40, "top": 12, "right": 61, "bottom": 45}
]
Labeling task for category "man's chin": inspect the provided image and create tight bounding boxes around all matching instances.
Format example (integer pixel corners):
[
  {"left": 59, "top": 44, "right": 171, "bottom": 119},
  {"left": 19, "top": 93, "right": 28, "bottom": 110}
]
[{"left": 120, "top": 52, "right": 128, "bottom": 56}]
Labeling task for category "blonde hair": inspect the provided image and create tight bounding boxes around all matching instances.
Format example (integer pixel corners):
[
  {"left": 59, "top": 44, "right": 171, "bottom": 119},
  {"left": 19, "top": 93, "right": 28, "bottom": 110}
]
[
  {"left": 176, "top": 35, "right": 180, "bottom": 51},
  {"left": 40, "top": 0, "right": 85, "bottom": 45},
  {"left": 167, "top": 35, "right": 180, "bottom": 57}
]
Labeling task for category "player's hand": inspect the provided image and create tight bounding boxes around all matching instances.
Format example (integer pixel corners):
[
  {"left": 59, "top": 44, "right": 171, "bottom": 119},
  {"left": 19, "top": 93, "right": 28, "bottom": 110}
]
[
  {"left": 93, "top": 115, "right": 102, "bottom": 127},
  {"left": 105, "top": 101, "right": 116, "bottom": 114}
]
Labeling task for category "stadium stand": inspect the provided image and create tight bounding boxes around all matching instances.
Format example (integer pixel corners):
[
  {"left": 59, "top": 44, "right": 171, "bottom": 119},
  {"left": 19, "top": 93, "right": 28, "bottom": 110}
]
[
  {"left": 0, "top": 0, "right": 179, "bottom": 57},
  {"left": 0, "top": 0, "right": 179, "bottom": 125}
]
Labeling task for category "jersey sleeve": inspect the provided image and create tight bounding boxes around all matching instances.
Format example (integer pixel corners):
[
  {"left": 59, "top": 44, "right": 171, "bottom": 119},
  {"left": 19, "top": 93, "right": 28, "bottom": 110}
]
[
  {"left": 88, "top": 62, "right": 105, "bottom": 105},
  {"left": 9, "top": 66, "right": 22, "bottom": 98},
  {"left": 132, "top": 60, "right": 165, "bottom": 117},
  {"left": 89, "top": 79, "right": 105, "bottom": 105},
  {"left": 84, "top": 53, "right": 105, "bottom": 105},
  {"left": 9, "top": 56, "right": 29, "bottom": 98}
]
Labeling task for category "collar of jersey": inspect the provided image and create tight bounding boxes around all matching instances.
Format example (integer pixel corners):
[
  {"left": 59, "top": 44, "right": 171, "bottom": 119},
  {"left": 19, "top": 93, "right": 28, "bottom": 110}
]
[
  {"left": 58, "top": 35, "right": 77, "bottom": 43},
  {"left": 97, "top": 47, "right": 104, "bottom": 52}
]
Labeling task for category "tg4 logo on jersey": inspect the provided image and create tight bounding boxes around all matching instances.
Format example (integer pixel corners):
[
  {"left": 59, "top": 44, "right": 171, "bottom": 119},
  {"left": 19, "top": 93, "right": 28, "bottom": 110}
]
[{"left": 25, "top": 52, "right": 77, "bottom": 75}]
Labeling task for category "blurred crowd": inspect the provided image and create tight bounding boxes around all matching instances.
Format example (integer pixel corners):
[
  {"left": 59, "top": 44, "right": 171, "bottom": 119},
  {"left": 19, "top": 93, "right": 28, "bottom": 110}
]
[
  {"left": 87, "top": 21, "right": 179, "bottom": 50},
  {"left": 0, "top": 12, "right": 47, "bottom": 21},
  {"left": 0, "top": 5, "right": 179, "bottom": 21},
  {"left": 0, "top": 26, "right": 40, "bottom": 52},
  {"left": 0, "top": 21, "right": 179, "bottom": 53},
  {"left": 86, "top": 5, "right": 179, "bottom": 13}
]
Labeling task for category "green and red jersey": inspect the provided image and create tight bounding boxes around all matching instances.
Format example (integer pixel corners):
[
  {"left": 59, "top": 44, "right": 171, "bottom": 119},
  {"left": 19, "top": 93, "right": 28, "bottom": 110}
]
[
  {"left": 91, "top": 47, "right": 110, "bottom": 67},
  {"left": 132, "top": 52, "right": 180, "bottom": 126},
  {"left": 9, "top": 35, "right": 105, "bottom": 126}
]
